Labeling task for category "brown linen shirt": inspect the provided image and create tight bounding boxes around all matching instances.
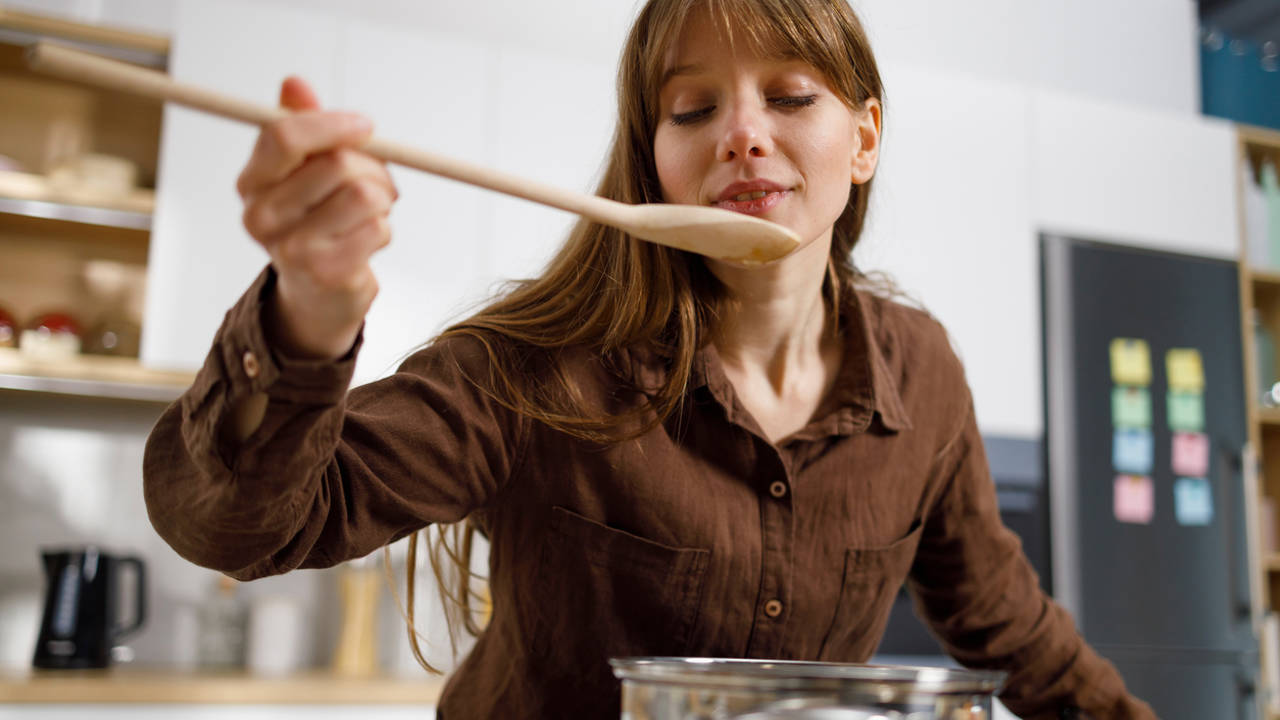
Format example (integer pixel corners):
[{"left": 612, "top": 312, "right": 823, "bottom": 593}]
[{"left": 143, "top": 267, "right": 1155, "bottom": 720}]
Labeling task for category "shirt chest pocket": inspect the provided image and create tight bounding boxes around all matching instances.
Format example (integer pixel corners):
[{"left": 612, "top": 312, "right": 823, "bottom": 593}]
[
  {"left": 533, "top": 506, "right": 711, "bottom": 668},
  {"left": 817, "top": 520, "right": 924, "bottom": 662}
]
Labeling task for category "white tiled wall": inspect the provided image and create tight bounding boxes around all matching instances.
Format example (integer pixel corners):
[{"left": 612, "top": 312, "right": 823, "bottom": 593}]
[{"left": 0, "top": 390, "right": 475, "bottom": 678}]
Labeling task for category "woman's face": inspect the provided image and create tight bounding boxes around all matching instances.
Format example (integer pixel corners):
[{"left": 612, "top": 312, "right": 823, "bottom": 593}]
[{"left": 653, "top": 13, "right": 879, "bottom": 254}]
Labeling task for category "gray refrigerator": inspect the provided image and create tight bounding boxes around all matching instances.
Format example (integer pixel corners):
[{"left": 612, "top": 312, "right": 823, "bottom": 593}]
[{"left": 1042, "top": 234, "right": 1260, "bottom": 719}]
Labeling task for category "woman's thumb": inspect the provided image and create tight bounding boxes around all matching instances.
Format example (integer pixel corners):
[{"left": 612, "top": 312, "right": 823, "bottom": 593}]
[{"left": 279, "top": 76, "right": 321, "bottom": 111}]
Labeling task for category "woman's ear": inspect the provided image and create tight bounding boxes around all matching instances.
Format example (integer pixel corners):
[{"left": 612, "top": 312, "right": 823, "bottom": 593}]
[{"left": 851, "top": 97, "right": 882, "bottom": 185}]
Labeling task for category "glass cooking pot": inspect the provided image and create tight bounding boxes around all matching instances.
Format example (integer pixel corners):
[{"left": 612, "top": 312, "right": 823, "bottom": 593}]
[{"left": 611, "top": 657, "right": 1005, "bottom": 720}]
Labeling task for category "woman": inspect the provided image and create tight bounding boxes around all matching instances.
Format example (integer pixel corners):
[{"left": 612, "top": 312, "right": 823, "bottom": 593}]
[{"left": 143, "top": 0, "right": 1154, "bottom": 717}]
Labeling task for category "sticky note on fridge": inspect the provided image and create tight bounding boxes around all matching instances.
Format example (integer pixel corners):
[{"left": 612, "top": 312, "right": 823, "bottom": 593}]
[
  {"left": 1112, "top": 386, "right": 1152, "bottom": 428},
  {"left": 1110, "top": 338, "right": 1152, "bottom": 386},
  {"left": 1112, "top": 429, "right": 1153, "bottom": 475},
  {"left": 1174, "top": 477, "right": 1213, "bottom": 526},
  {"left": 1166, "top": 349, "right": 1205, "bottom": 392},
  {"left": 1114, "top": 475, "right": 1154, "bottom": 525},
  {"left": 1171, "top": 432, "right": 1210, "bottom": 477},
  {"left": 1167, "top": 391, "right": 1205, "bottom": 432}
]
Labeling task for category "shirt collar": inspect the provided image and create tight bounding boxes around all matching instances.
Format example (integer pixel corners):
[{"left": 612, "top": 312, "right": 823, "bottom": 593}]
[{"left": 690, "top": 288, "right": 913, "bottom": 436}]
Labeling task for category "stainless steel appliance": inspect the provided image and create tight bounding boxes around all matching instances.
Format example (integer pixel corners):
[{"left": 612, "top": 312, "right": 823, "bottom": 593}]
[
  {"left": 1042, "top": 235, "right": 1261, "bottom": 718},
  {"left": 610, "top": 658, "right": 1004, "bottom": 720}
]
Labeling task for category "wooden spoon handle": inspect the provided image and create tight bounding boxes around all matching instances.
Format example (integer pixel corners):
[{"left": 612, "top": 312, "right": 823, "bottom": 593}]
[{"left": 25, "top": 41, "right": 620, "bottom": 222}]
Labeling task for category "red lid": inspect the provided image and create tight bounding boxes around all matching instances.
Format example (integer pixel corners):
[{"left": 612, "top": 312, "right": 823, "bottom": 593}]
[{"left": 28, "top": 312, "right": 81, "bottom": 336}]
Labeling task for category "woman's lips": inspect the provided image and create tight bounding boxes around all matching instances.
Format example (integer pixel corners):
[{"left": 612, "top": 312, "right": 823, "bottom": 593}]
[{"left": 711, "top": 189, "right": 789, "bottom": 216}]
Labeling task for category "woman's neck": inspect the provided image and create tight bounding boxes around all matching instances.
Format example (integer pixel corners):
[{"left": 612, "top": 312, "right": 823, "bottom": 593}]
[{"left": 708, "top": 233, "right": 836, "bottom": 394}]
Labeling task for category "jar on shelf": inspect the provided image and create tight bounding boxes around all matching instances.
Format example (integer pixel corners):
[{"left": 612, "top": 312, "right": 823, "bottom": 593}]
[
  {"left": 196, "top": 575, "right": 248, "bottom": 670},
  {"left": 83, "top": 314, "right": 141, "bottom": 357},
  {"left": 1257, "top": 310, "right": 1280, "bottom": 407},
  {"left": 80, "top": 260, "right": 144, "bottom": 358},
  {"left": 19, "top": 311, "right": 81, "bottom": 360},
  {"left": 0, "top": 305, "right": 16, "bottom": 348}
]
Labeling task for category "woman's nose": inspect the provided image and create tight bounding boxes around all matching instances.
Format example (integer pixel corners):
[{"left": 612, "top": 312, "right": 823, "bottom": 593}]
[{"left": 716, "top": 102, "right": 772, "bottom": 161}]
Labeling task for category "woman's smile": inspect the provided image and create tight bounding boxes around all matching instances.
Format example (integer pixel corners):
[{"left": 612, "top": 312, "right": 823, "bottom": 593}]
[{"left": 711, "top": 180, "right": 791, "bottom": 216}]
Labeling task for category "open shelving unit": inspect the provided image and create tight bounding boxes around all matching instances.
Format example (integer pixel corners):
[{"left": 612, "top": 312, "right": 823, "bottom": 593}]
[
  {"left": 0, "top": 5, "right": 180, "bottom": 403},
  {"left": 1237, "top": 122, "right": 1280, "bottom": 720},
  {"left": 0, "top": 346, "right": 190, "bottom": 402}
]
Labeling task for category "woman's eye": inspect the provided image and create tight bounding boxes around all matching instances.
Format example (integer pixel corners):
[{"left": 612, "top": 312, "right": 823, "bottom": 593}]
[
  {"left": 670, "top": 106, "right": 714, "bottom": 126},
  {"left": 771, "top": 95, "right": 817, "bottom": 109},
  {"left": 667, "top": 95, "right": 816, "bottom": 126}
]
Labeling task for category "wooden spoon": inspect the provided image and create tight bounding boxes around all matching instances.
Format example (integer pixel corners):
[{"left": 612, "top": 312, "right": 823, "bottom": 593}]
[{"left": 26, "top": 41, "right": 801, "bottom": 265}]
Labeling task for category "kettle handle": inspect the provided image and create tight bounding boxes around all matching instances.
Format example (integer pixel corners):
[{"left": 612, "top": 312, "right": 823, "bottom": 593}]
[{"left": 113, "top": 556, "right": 147, "bottom": 640}]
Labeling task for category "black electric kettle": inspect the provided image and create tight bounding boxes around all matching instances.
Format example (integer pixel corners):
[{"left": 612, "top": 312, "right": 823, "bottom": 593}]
[{"left": 33, "top": 547, "right": 147, "bottom": 669}]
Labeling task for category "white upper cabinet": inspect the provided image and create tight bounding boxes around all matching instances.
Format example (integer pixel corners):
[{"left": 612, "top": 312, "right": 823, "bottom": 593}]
[
  {"left": 142, "top": 0, "right": 618, "bottom": 385},
  {"left": 141, "top": 0, "right": 342, "bottom": 371}
]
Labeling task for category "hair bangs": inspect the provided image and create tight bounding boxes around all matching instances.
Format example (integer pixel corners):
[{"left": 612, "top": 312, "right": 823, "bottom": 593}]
[{"left": 637, "top": 0, "right": 867, "bottom": 131}]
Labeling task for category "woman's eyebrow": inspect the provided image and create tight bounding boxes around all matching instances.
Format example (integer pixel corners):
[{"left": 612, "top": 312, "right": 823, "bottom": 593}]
[
  {"left": 660, "top": 63, "right": 705, "bottom": 89},
  {"left": 660, "top": 51, "right": 811, "bottom": 89}
]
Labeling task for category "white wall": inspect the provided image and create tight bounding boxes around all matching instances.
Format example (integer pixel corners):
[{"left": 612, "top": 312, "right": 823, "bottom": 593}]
[{"left": 854, "top": 0, "right": 1199, "bottom": 116}]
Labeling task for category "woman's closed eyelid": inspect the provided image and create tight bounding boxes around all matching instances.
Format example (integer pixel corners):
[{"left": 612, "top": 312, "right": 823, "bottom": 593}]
[
  {"left": 667, "top": 95, "right": 818, "bottom": 126},
  {"left": 670, "top": 106, "right": 715, "bottom": 126}
]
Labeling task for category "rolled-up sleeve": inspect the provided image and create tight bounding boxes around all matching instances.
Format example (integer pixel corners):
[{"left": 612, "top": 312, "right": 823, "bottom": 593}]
[
  {"left": 909, "top": 399, "right": 1156, "bottom": 720},
  {"left": 143, "top": 266, "right": 527, "bottom": 579}
]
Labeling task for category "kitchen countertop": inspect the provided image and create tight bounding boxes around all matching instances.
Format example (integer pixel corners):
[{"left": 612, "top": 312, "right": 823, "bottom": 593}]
[{"left": 0, "top": 668, "right": 444, "bottom": 704}]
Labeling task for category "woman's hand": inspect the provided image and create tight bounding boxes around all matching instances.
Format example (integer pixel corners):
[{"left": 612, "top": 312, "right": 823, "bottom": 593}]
[{"left": 237, "top": 76, "right": 397, "bottom": 360}]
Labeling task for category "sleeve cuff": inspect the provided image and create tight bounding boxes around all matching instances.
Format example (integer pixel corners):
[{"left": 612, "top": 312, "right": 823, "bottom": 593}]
[{"left": 203, "top": 265, "right": 361, "bottom": 408}]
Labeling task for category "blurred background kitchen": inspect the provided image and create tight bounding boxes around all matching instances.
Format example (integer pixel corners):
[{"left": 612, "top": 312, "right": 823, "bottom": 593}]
[{"left": 1, "top": 0, "right": 1279, "bottom": 718}]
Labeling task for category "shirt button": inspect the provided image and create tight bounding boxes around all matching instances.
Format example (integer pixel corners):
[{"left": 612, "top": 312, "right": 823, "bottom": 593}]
[
  {"left": 242, "top": 350, "right": 260, "bottom": 379},
  {"left": 769, "top": 481, "right": 787, "bottom": 498},
  {"left": 764, "top": 599, "right": 783, "bottom": 618}
]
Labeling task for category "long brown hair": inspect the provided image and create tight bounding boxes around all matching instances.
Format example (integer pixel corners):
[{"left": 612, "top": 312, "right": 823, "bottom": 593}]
[{"left": 394, "top": 0, "right": 887, "bottom": 673}]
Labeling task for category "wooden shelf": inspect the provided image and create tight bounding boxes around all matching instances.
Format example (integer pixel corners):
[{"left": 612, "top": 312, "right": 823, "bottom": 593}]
[
  {"left": 1242, "top": 123, "right": 1280, "bottom": 150},
  {"left": 0, "top": 347, "right": 193, "bottom": 402},
  {"left": 0, "top": 668, "right": 444, "bottom": 705},
  {"left": 0, "top": 170, "right": 153, "bottom": 230},
  {"left": 0, "top": 5, "right": 168, "bottom": 68},
  {"left": 1261, "top": 408, "right": 1280, "bottom": 427},
  {"left": 1255, "top": 268, "right": 1280, "bottom": 288}
]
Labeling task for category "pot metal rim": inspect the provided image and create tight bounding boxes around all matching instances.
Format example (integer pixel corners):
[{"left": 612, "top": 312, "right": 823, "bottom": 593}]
[{"left": 609, "top": 657, "right": 1006, "bottom": 694}]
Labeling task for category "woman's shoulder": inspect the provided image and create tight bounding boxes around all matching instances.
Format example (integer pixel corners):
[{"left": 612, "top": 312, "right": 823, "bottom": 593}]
[
  {"left": 397, "top": 331, "right": 621, "bottom": 393},
  {"left": 853, "top": 288, "right": 956, "bottom": 365},
  {"left": 851, "top": 287, "right": 971, "bottom": 411},
  {"left": 397, "top": 330, "right": 501, "bottom": 377}
]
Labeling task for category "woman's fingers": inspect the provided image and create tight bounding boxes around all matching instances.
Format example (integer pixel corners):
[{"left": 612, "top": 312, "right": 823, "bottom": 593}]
[
  {"left": 236, "top": 111, "right": 373, "bottom": 200},
  {"left": 285, "top": 177, "right": 394, "bottom": 245},
  {"left": 242, "top": 149, "right": 396, "bottom": 240},
  {"left": 259, "top": 179, "right": 393, "bottom": 281},
  {"left": 269, "top": 213, "right": 392, "bottom": 294},
  {"left": 233, "top": 76, "right": 394, "bottom": 360},
  {"left": 279, "top": 75, "right": 321, "bottom": 112}
]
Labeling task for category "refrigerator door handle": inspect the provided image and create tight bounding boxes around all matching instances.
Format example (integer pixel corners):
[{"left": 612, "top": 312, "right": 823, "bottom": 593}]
[
  {"left": 1220, "top": 443, "right": 1253, "bottom": 624},
  {"left": 1237, "top": 669, "right": 1258, "bottom": 720}
]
